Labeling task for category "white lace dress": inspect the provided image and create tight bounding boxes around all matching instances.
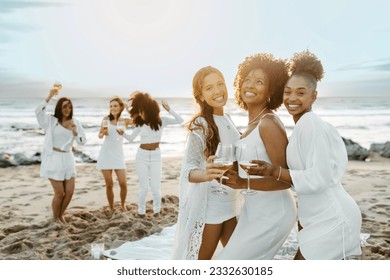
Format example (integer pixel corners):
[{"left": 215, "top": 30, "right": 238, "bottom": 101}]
[{"left": 172, "top": 116, "right": 241, "bottom": 259}]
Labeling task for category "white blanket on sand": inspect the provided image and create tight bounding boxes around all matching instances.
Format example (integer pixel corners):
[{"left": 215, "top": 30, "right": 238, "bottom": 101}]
[{"left": 103, "top": 224, "right": 299, "bottom": 260}]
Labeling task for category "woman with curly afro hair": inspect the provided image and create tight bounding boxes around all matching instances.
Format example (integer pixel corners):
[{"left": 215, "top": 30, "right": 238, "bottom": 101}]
[
  {"left": 217, "top": 53, "right": 297, "bottom": 259},
  {"left": 244, "top": 50, "right": 362, "bottom": 260}
]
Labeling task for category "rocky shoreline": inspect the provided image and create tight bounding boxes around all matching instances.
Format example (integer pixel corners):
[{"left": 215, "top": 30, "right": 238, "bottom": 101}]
[{"left": 1, "top": 139, "right": 389, "bottom": 168}]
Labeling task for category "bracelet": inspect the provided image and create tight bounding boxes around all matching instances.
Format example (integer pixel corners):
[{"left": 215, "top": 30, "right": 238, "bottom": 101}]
[{"left": 276, "top": 166, "right": 282, "bottom": 181}]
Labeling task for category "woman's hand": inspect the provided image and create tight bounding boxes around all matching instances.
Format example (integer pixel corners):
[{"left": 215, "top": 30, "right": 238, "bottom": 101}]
[
  {"left": 205, "top": 155, "right": 225, "bottom": 181},
  {"left": 222, "top": 169, "right": 245, "bottom": 189},
  {"left": 70, "top": 121, "right": 78, "bottom": 136},
  {"left": 162, "top": 100, "right": 170, "bottom": 112},
  {"left": 45, "top": 88, "right": 58, "bottom": 102},
  {"left": 247, "top": 160, "right": 276, "bottom": 177}
]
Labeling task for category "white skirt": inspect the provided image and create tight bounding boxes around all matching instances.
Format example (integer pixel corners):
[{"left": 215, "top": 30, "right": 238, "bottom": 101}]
[
  {"left": 41, "top": 151, "right": 76, "bottom": 181},
  {"left": 204, "top": 181, "right": 237, "bottom": 224}
]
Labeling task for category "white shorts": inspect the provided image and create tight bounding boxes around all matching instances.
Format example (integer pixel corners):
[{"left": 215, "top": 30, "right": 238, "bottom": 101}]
[
  {"left": 204, "top": 181, "right": 237, "bottom": 224},
  {"left": 41, "top": 151, "right": 76, "bottom": 181}
]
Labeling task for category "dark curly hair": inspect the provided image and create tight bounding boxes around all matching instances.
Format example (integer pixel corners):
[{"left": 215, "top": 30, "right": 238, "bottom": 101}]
[
  {"left": 142, "top": 93, "right": 162, "bottom": 131},
  {"left": 128, "top": 91, "right": 146, "bottom": 127},
  {"left": 234, "top": 53, "right": 289, "bottom": 111},
  {"left": 288, "top": 50, "right": 324, "bottom": 89},
  {"left": 128, "top": 91, "right": 162, "bottom": 130},
  {"left": 188, "top": 66, "right": 224, "bottom": 158}
]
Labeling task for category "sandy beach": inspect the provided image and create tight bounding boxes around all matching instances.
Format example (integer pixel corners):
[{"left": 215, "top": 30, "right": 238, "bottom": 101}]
[{"left": 0, "top": 154, "right": 389, "bottom": 260}]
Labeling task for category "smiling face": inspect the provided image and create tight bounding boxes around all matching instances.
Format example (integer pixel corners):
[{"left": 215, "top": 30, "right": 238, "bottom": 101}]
[
  {"left": 200, "top": 72, "right": 228, "bottom": 115},
  {"left": 283, "top": 75, "right": 317, "bottom": 123},
  {"left": 240, "top": 69, "right": 269, "bottom": 109},
  {"left": 61, "top": 101, "right": 73, "bottom": 119},
  {"left": 110, "top": 100, "right": 123, "bottom": 118}
]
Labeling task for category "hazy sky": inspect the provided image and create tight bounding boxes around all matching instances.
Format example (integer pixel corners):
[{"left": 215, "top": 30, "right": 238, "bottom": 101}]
[{"left": 1, "top": 0, "right": 390, "bottom": 98}]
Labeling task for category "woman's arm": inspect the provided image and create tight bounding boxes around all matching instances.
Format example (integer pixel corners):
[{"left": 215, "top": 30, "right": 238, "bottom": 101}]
[
  {"left": 35, "top": 89, "right": 58, "bottom": 129},
  {"left": 73, "top": 119, "right": 87, "bottom": 145},
  {"left": 122, "top": 126, "right": 141, "bottom": 143}
]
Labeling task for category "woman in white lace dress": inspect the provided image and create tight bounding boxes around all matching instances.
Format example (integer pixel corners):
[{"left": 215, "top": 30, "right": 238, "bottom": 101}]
[
  {"left": 246, "top": 51, "right": 362, "bottom": 259},
  {"left": 218, "top": 54, "right": 297, "bottom": 259},
  {"left": 172, "top": 66, "right": 241, "bottom": 259}
]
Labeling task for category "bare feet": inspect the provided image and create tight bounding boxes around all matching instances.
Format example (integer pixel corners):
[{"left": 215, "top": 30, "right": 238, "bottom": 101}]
[
  {"left": 60, "top": 215, "right": 67, "bottom": 224},
  {"left": 120, "top": 204, "right": 127, "bottom": 212}
]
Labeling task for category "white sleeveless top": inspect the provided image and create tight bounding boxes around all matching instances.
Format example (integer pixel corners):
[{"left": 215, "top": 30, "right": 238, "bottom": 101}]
[{"left": 96, "top": 122, "right": 126, "bottom": 170}]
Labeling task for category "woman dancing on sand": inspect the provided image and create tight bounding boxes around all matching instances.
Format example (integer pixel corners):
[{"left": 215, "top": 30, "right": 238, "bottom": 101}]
[
  {"left": 215, "top": 53, "right": 297, "bottom": 260},
  {"left": 123, "top": 92, "right": 183, "bottom": 217},
  {"left": 35, "top": 87, "right": 87, "bottom": 224},
  {"left": 96, "top": 96, "right": 129, "bottom": 212},
  {"left": 236, "top": 50, "right": 362, "bottom": 259},
  {"left": 172, "top": 66, "right": 241, "bottom": 259}
]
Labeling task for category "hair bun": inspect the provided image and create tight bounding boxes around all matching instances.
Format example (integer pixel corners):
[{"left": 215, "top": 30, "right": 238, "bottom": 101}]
[{"left": 289, "top": 50, "right": 324, "bottom": 81}]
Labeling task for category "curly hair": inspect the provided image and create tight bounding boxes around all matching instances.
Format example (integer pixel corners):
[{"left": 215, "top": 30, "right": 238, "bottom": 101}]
[
  {"left": 234, "top": 53, "right": 289, "bottom": 111},
  {"left": 108, "top": 96, "right": 124, "bottom": 121},
  {"left": 288, "top": 50, "right": 324, "bottom": 89},
  {"left": 128, "top": 91, "right": 162, "bottom": 130},
  {"left": 188, "top": 66, "right": 224, "bottom": 158},
  {"left": 142, "top": 93, "right": 162, "bottom": 131},
  {"left": 129, "top": 91, "right": 146, "bottom": 127}
]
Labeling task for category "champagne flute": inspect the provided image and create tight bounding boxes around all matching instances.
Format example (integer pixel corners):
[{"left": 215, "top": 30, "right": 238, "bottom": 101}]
[
  {"left": 52, "top": 81, "right": 62, "bottom": 100},
  {"left": 211, "top": 143, "right": 234, "bottom": 195},
  {"left": 237, "top": 144, "right": 258, "bottom": 195}
]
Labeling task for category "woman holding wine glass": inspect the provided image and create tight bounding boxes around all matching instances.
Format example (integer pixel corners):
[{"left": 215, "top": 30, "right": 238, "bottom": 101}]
[
  {"left": 96, "top": 96, "right": 129, "bottom": 212},
  {"left": 35, "top": 86, "right": 87, "bottom": 224},
  {"left": 244, "top": 51, "right": 362, "bottom": 260},
  {"left": 216, "top": 53, "right": 297, "bottom": 260},
  {"left": 172, "top": 66, "right": 241, "bottom": 260}
]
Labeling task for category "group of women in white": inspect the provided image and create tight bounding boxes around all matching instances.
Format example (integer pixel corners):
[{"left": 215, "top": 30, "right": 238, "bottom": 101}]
[
  {"left": 36, "top": 89, "right": 183, "bottom": 222},
  {"left": 36, "top": 50, "right": 363, "bottom": 260}
]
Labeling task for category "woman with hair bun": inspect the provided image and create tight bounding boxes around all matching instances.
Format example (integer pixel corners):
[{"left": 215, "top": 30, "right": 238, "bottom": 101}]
[{"left": 245, "top": 50, "right": 362, "bottom": 260}]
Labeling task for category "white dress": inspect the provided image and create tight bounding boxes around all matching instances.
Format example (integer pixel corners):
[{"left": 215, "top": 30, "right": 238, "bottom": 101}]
[
  {"left": 287, "top": 112, "right": 362, "bottom": 260},
  {"left": 96, "top": 122, "right": 126, "bottom": 170},
  {"left": 172, "top": 115, "right": 241, "bottom": 259},
  {"left": 216, "top": 115, "right": 297, "bottom": 260}
]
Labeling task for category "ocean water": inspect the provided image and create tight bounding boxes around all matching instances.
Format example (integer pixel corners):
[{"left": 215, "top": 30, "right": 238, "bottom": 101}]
[{"left": 0, "top": 96, "right": 389, "bottom": 162}]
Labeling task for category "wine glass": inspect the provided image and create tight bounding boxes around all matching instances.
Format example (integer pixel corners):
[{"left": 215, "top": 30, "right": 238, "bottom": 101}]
[
  {"left": 102, "top": 119, "right": 109, "bottom": 136},
  {"left": 117, "top": 119, "right": 125, "bottom": 132},
  {"left": 116, "top": 119, "right": 126, "bottom": 139},
  {"left": 360, "top": 229, "right": 371, "bottom": 260},
  {"left": 52, "top": 81, "right": 62, "bottom": 100},
  {"left": 237, "top": 144, "right": 258, "bottom": 196},
  {"left": 102, "top": 119, "right": 110, "bottom": 129},
  {"left": 210, "top": 143, "right": 234, "bottom": 195}
]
